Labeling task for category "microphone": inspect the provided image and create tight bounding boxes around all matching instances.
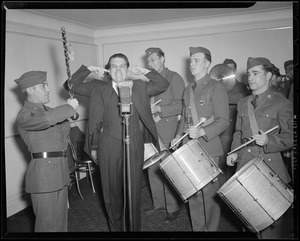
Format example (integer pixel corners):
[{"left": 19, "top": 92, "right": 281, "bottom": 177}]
[{"left": 117, "top": 80, "right": 133, "bottom": 115}]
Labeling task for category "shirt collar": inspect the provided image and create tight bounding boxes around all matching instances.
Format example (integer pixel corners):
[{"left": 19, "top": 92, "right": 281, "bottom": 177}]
[
  {"left": 254, "top": 88, "right": 272, "bottom": 104},
  {"left": 159, "top": 67, "right": 167, "bottom": 76},
  {"left": 112, "top": 81, "right": 119, "bottom": 94},
  {"left": 195, "top": 74, "right": 210, "bottom": 86}
]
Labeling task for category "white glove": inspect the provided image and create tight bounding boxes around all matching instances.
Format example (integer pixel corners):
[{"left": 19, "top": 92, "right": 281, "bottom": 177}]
[
  {"left": 88, "top": 66, "right": 109, "bottom": 78},
  {"left": 227, "top": 153, "right": 238, "bottom": 166},
  {"left": 67, "top": 98, "right": 79, "bottom": 111}
]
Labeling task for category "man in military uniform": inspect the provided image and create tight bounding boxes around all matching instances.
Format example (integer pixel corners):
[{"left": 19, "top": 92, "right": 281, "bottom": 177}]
[
  {"left": 171, "top": 47, "right": 229, "bottom": 231},
  {"left": 269, "top": 63, "right": 289, "bottom": 97},
  {"left": 283, "top": 60, "right": 293, "bottom": 99},
  {"left": 144, "top": 47, "right": 185, "bottom": 223},
  {"left": 227, "top": 57, "right": 293, "bottom": 238},
  {"left": 15, "top": 71, "right": 79, "bottom": 232}
]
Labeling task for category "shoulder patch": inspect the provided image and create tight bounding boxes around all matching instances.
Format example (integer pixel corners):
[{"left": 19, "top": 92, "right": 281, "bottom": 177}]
[{"left": 287, "top": 115, "right": 294, "bottom": 129}]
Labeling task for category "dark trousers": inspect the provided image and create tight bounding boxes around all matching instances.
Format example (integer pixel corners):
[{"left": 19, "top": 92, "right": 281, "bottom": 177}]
[
  {"left": 188, "top": 156, "right": 221, "bottom": 231},
  {"left": 98, "top": 135, "right": 143, "bottom": 231}
]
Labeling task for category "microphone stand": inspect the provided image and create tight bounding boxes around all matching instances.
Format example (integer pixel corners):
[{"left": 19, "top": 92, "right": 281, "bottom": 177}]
[{"left": 120, "top": 104, "right": 133, "bottom": 232}]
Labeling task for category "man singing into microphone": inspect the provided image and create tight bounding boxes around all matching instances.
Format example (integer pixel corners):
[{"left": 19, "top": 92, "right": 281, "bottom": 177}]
[{"left": 63, "top": 53, "right": 169, "bottom": 231}]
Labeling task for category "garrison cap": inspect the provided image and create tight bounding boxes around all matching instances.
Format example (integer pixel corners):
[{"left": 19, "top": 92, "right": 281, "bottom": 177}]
[
  {"left": 223, "top": 58, "right": 236, "bottom": 65},
  {"left": 14, "top": 71, "right": 47, "bottom": 90},
  {"left": 189, "top": 47, "right": 211, "bottom": 58},
  {"left": 145, "top": 47, "right": 165, "bottom": 57},
  {"left": 284, "top": 60, "right": 293, "bottom": 69},
  {"left": 247, "top": 57, "right": 272, "bottom": 71}
]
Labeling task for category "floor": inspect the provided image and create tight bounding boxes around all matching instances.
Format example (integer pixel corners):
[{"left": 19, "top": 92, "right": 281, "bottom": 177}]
[{"left": 4, "top": 169, "right": 297, "bottom": 239}]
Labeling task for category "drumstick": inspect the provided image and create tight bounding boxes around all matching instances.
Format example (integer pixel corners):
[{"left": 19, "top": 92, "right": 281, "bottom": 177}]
[
  {"left": 151, "top": 99, "right": 162, "bottom": 107},
  {"left": 169, "top": 117, "right": 207, "bottom": 149},
  {"left": 227, "top": 125, "right": 279, "bottom": 155}
]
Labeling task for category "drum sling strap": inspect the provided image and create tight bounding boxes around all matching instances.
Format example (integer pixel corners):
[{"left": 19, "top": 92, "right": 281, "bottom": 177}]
[
  {"left": 189, "top": 84, "right": 214, "bottom": 128},
  {"left": 189, "top": 88, "right": 200, "bottom": 125},
  {"left": 247, "top": 96, "right": 259, "bottom": 135}
]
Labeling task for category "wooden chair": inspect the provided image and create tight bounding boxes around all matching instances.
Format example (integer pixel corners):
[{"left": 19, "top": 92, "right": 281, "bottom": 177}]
[
  {"left": 68, "top": 138, "right": 97, "bottom": 197},
  {"left": 68, "top": 154, "right": 84, "bottom": 200}
]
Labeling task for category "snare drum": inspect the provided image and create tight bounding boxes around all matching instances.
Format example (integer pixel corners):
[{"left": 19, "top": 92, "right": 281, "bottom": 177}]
[
  {"left": 159, "top": 139, "right": 222, "bottom": 202},
  {"left": 217, "top": 156, "right": 294, "bottom": 233}
]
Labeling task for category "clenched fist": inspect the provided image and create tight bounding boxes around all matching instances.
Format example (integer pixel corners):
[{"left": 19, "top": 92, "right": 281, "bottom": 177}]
[
  {"left": 67, "top": 98, "right": 79, "bottom": 111},
  {"left": 226, "top": 153, "right": 238, "bottom": 166}
]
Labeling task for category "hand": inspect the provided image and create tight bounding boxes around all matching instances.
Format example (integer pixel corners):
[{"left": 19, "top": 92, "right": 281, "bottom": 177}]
[
  {"left": 186, "top": 126, "right": 205, "bottom": 139},
  {"left": 129, "top": 66, "right": 150, "bottom": 75},
  {"left": 151, "top": 105, "right": 161, "bottom": 114},
  {"left": 88, "top": 66, "right": 109, "bottom": 79},
  {"left": 170, "top": 135, "right": 181, "bottom": 149},
  {"left": 227, "top": 153, "right": 238, "bottom": 166},
  {"left": 252, "top": 129, "right": 269, "bottom": 146},
  {"left": 67, "top": 98, "right": 79, "bottom": 111}
]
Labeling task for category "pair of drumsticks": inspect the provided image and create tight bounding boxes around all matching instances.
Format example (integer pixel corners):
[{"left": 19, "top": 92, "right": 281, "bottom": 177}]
[{"left": 152, "top": 100, "right": 279, "bottom": 154}]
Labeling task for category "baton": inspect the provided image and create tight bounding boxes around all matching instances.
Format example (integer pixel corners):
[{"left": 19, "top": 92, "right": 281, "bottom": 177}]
[{"left": 227, "top": 125, "right": 279, "bottom": 155}]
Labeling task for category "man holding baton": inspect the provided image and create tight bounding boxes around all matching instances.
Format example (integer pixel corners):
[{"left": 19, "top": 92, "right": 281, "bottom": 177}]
[{"left": 227, "top": 57, "right": 293, "bottom": 238}]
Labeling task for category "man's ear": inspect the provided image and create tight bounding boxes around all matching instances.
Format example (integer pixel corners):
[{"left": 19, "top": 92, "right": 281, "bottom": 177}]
[
  {"left": 266, "top": 71, "right": 273, "bottom": 81},
  {"left": 26, "top": 87, "right": 34, "bottom": 95}
]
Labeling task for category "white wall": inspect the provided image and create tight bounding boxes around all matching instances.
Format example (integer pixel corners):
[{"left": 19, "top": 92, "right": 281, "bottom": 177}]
[
  {"left": 5, "top": 6, "right": 293, "bottom": 217},
  {"left": 96, "top": 8, "right": 293, "bottom": 85}
]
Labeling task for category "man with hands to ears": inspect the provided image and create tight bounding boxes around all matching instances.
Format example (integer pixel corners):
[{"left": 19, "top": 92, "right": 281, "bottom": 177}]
[{"left": 63, "top": 53, "right": 169, "bottom": 231}]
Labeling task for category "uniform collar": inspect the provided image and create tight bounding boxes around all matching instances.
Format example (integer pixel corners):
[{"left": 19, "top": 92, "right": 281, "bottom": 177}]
[
  {"left": 159, "top": 67, "right": 168, "bottom": 76},
  {"left": 194, "top": 74, "right": 210, "bottom": 87},
  {"left": 253, "top": 88, "right": 273, "bottom": 105},
  {"left": 24, "top": 100, "right": 44, "bottom": 109}
]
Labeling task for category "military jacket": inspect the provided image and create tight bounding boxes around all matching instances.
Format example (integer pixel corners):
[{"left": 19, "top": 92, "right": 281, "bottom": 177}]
[
  {"left": 151, "top": 67, "right": 185, "bottom": 145},
  {"left": 231, "top": 88, "right": 293, "bottom": 183},
  {"left": 177, "top": 74, "right": 229, "bottom": 157},
  {"left": 17, "top": 101, "right": 76, "bottom": 193}
]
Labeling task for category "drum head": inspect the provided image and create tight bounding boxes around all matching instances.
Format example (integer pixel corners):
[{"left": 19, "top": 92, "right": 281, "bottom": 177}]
[
  {"left": 143, "top": 150, "right": 168, "bottom": 169},
  {"left": 217, "top": 156, "right": 294, "bottom": 233}
]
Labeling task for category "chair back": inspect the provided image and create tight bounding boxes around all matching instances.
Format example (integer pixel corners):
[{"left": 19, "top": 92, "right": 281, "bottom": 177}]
[{"left": 68, "top": 139, "right": 79, "bottom": 162}]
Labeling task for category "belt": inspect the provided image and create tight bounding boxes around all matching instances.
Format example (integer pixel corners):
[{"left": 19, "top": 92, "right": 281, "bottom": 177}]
[
  {"left": 31, "top": 151, "right": 67, "bottom": 159},
  {"left": 241, "top": 138, "right": 257, "bottom": 147}
]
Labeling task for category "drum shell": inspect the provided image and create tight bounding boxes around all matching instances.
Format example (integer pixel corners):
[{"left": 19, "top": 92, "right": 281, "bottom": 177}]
[
  {"left": 159, "top": 139, "right": 222, "bottom": 202},
  {"left": 217, "top": 156, "right": 294, "bottom": 233}
]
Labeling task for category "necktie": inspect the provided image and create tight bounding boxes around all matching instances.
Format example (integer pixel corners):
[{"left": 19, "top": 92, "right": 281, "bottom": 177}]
[
  {"left": 192, "top": 81, "right": 197, "bottom": 92},
  {"left": 112, "top": 82, "right": 118, "bottom": 95},
  {"left": 251, "top": 95, "right": 258, "bottom": 109}
]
